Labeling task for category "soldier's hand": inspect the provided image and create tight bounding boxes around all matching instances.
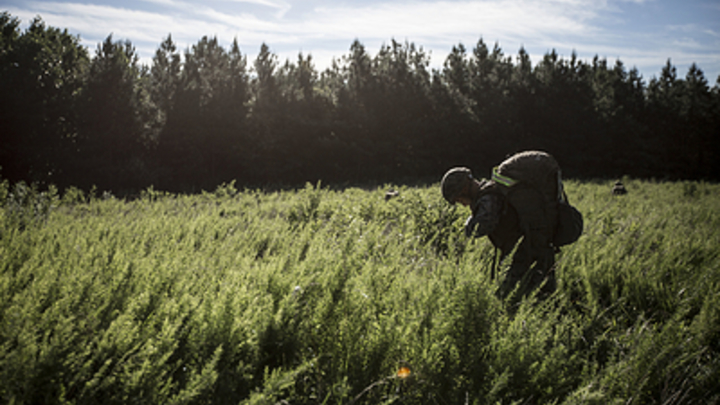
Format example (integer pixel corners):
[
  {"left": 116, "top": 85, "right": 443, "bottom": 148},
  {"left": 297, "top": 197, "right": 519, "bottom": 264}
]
[{"left": 464, "top": 214, "right": 479, "bottom": 237}]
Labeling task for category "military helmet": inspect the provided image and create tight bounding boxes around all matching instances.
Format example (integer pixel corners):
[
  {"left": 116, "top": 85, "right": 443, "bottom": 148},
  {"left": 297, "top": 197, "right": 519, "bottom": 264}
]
[{"left": 441, "top": 167, "right": 473, "bottom": 204}]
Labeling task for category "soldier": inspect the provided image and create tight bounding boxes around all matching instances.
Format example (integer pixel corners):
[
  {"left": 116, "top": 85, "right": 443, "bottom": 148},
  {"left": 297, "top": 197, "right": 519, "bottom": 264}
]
[
  {"left": 612, "top": 180, "right": 627, "bottom": 196},
  {"left": 385, "top": 189, "right": 400, "bottom": 201},
  {"left": 441, "top": 151, "right": 564, "bottom": 299}
]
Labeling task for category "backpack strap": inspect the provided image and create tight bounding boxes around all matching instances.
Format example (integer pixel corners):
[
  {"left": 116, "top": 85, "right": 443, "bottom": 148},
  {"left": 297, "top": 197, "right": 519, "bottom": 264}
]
[
  {"left": 492, "top": 166, "right": 519, "bottom": 188},
  {"left": 492, "top": 246, "right": 498, "bottom": 280}
]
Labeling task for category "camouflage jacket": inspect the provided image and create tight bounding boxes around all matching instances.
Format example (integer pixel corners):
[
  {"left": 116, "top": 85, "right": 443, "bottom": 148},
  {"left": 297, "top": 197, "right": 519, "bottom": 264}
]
[
  {"left": 466, "top": 180, "right": 524, "bottom": 258},
  {"left": 465, "top": 190, "right": 503, "bottom": 238}
]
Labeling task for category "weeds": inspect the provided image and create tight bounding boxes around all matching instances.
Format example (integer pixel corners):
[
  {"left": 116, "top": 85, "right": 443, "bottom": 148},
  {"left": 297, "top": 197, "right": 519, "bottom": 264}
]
[{"left": 1, "top": 179, "right": 719, "bottom": 404}]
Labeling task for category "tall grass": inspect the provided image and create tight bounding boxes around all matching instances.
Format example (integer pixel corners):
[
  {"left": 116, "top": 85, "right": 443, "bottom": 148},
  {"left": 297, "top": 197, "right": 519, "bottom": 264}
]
[{"left": 1, "top": 178, "right": 718, "bottom": 404}]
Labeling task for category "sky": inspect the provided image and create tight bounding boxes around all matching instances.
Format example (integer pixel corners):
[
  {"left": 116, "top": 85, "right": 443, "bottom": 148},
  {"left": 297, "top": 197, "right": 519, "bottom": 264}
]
[{"left": 3, "top": 0, "right": 720, "bottom": 84}]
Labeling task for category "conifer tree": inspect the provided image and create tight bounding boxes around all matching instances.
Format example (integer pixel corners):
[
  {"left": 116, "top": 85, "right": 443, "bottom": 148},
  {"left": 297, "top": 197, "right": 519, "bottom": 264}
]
[
  {"left": 248, "top": 43, "right": 291, "bottom": 181},
  {"left": 0, "top": 14, "right": 88, "bottom": 185},
  {"left": 156, "top": 36, "right": 250, "bottom": 189},
  {"left": 77, "top": 35, "right": 147, "bottom": 190},
  {"left": 646, "top": 59, "right": 685, "bottom": 176},
  {"left": 468, "top": 40, "right": 514, "bottom": 160},
  {"left": 682, "top": 64, "right": 714, "bottom": 177},
  {"left": 150, "top": 35, "right": 181, "bottom": 129}
]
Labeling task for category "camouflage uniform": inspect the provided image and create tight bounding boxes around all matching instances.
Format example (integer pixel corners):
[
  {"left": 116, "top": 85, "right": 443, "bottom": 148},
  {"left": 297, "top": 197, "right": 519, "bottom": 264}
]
[{"left": 465, "top": 151, "right": 561, "bottom": 298}]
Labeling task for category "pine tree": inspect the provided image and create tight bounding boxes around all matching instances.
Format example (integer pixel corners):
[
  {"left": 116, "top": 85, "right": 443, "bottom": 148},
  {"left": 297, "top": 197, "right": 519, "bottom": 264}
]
[
  {"left": 249, "top": 43, "right": 285, "bottom": 181},
  {"left": 157, "top": 36, "right": 251, "bottom": 189},
  {"left": 77, "top": 35, "right": 147, "bottom": 190},
  {"left": 150, "top": 35, "right": 181, "bottom": 128},
  {"left": 646, "top": 59, "right": 685, "bottom": 177},
  {"left": 468, "top": 40, "right": 514, "bottom": 160},
  {"left": 682, "top": 64, "right": 714, "bottom": 177},
  {"left": 0, "top": 14, "right": 88, "bottom": 185}
]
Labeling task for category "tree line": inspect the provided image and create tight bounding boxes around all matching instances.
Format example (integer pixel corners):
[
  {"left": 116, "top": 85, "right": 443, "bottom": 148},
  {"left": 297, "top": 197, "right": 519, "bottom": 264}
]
[{"left": 2, "top": 12, "right": 719, "bottom": 194}]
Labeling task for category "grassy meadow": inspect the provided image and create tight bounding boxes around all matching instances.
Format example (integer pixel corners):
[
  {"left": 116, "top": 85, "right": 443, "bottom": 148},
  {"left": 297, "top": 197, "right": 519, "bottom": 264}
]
[{"left": 1, "top": 178, "right": 719, "bottom": 404}]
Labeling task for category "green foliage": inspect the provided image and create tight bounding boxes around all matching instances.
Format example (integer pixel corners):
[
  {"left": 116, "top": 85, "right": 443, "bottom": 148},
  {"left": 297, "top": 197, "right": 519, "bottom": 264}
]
[
  {"left": 2, "top": 179, "right": 719, "bottom": 404},
  {"left": 0, "top": 13, "right": 89, "bottom": 185},
  {"left": 3, "top": 12, "right": 720, "bottom": 193},
  {"left": 2, "top": 181, "right": 58, "bottom": 230},
  {"left": 75, "top": 34, "right": 151, "bottom": 191}
]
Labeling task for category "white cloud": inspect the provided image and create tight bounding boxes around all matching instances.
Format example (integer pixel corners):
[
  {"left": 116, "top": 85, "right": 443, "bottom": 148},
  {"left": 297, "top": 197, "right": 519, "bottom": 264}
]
[
  {"left": 306, "top": 1, "right": 599, "bottom": 41},
  {"left": 672, "top": 37, "right": 702, "bottom": 49},
  {"left": 12, "top": 2, "right": 180, "bottom": 42},
  {"left": 5, "top": 0, "right": 720, "bottom": 80},
  {"left": 16, "top": 0, "right": 606, "bottom": 46}
]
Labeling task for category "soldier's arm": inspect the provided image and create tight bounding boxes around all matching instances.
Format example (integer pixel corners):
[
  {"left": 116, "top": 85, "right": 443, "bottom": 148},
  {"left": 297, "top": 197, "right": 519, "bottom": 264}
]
[{"left": 465, "top": 193, "right": 502, "bottom": 237}]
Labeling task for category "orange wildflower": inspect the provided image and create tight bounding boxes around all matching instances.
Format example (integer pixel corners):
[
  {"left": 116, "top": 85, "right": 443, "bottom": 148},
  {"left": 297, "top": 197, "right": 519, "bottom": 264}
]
[{"left": 397, "top": 366, "right": 411, "bottom": 379}]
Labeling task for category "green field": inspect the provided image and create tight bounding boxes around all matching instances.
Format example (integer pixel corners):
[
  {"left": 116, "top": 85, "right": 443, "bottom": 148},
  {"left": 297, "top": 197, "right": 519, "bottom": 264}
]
[{"left": 1, "top": 179, "right": 719, "bottom": 404}]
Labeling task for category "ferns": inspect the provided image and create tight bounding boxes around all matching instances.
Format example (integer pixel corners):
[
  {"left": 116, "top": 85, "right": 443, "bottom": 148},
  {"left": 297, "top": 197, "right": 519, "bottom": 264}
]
[{"left": 1, "top": 179, "right": 719, "bottom": 404}]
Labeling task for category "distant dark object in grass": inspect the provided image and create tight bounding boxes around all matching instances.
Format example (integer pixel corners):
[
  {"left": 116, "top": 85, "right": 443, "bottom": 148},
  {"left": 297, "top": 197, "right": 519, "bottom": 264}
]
[
  {"left": 385, "top": 189, "right": 400, "bottom": 201},
  {"left": 612, "top": 181, "right": 627, "bottom": 196}
]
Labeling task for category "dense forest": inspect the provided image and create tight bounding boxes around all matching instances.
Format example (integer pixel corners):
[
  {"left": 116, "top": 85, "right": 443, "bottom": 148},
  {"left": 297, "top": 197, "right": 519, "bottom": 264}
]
[{"left": 2, "top": 12, "right": 719, "bottom": 193}]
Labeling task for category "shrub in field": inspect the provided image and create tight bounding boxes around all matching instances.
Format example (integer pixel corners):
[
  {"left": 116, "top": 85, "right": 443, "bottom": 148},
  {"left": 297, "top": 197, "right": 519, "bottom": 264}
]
[
  {"left": 2, "top": 181, "right": 58, "bottom": 230},
  {"left": 1, "top": 179, "right": 719, "bottom": 404}
]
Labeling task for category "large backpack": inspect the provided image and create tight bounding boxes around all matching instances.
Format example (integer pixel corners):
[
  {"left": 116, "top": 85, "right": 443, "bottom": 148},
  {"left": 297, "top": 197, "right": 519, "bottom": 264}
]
[
  {"left": 553, "top": 192, "right": 584, "bottom": 247},
  {"left": 491, "top": 151, "right": 583, "bottom": 247}
]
